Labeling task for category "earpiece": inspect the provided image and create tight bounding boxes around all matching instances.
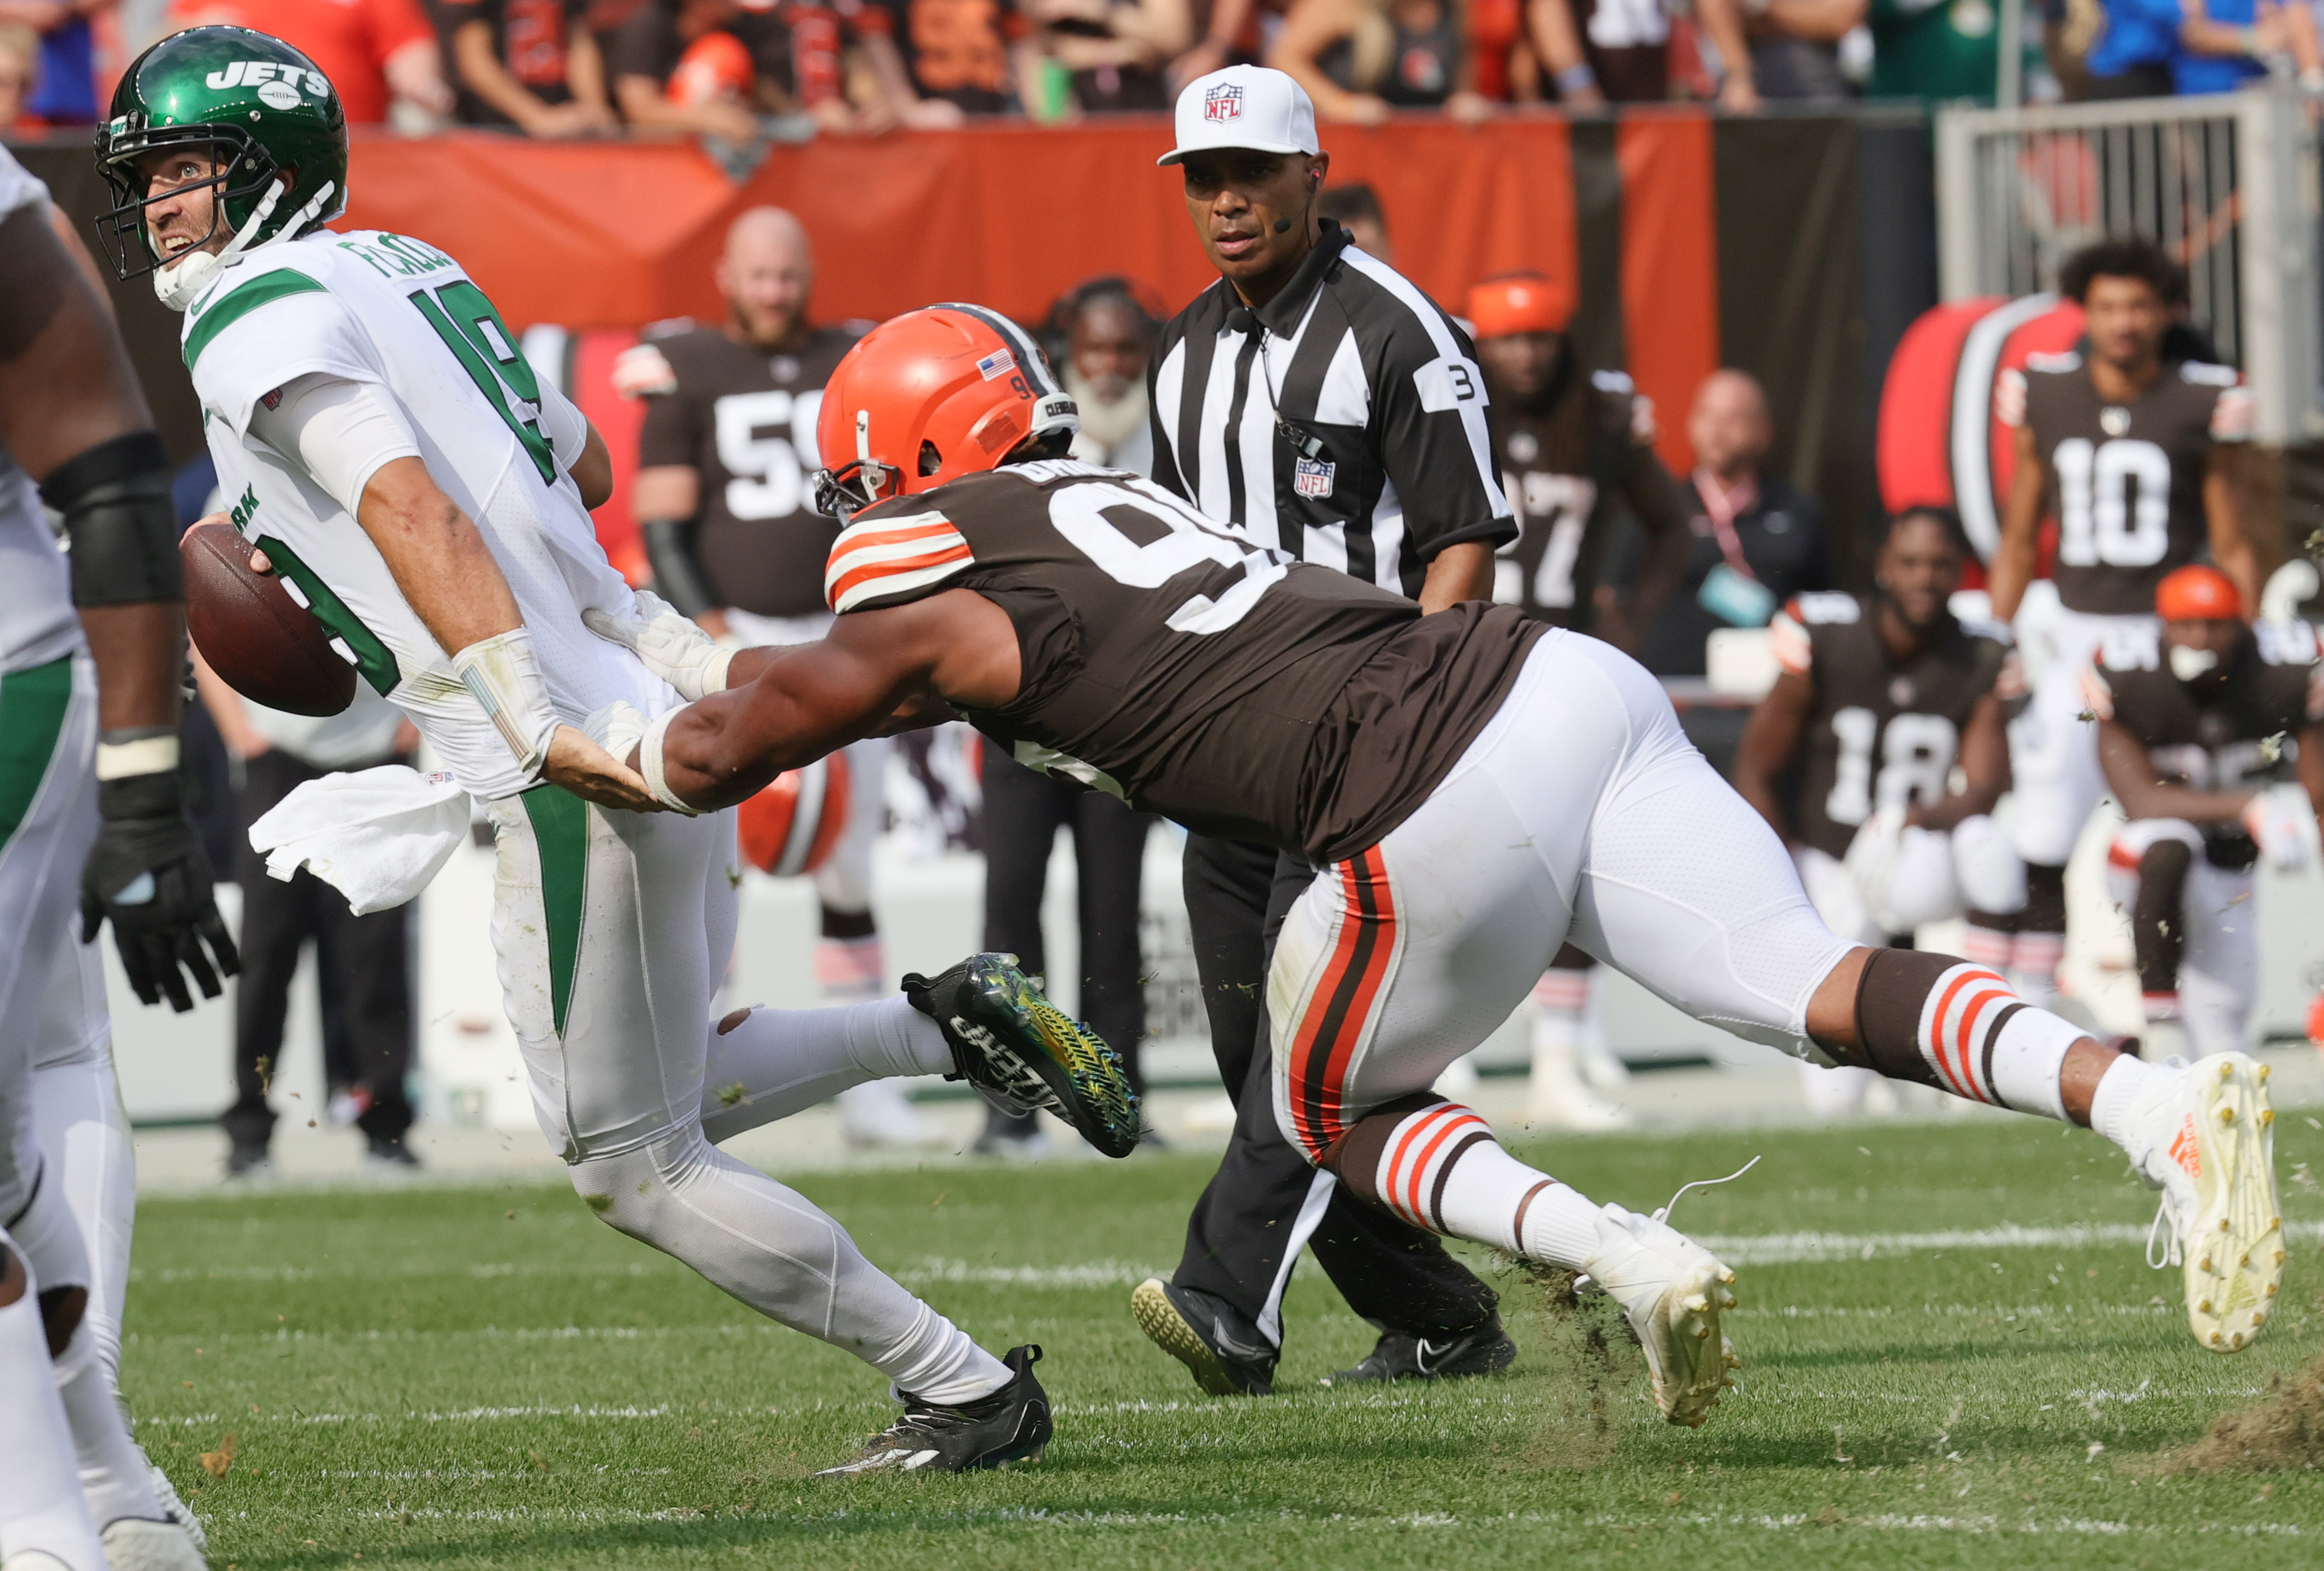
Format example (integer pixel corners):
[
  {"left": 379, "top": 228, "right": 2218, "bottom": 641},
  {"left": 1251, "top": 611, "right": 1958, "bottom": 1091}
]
[{"left": 1273, "top": 217, "right": 1292, "bottom": 234}]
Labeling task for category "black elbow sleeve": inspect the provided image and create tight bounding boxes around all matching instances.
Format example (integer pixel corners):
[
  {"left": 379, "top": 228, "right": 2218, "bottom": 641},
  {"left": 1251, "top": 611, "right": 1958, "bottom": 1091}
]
[
  {"left": 41, "top": 432, "right": 179, "bottom": 608},
  {"left": 641, "top": 519, "right": 718, "bottom": 621}
]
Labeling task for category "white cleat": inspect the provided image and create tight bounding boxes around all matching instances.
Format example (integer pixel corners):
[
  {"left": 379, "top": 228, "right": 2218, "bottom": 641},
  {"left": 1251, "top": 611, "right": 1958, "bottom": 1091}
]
[
  {"left": 1586, "top": 1203, "right": 1739, "bottom": 1426},
  {"left": 100, "top": 1519, "right": 208, "bottom": 1571},
  {"left": 144, "top": 1456, "right": 207, "bottom": 1555},
  {"left": 2123, "top": 1053, "right": 2283, "bottom": 1353}
]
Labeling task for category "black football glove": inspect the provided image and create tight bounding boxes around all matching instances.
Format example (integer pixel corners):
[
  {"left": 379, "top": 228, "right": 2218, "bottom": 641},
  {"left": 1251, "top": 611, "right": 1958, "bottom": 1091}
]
[{"left": 80, "top": 770, "right": 240, "bottom": 1013}]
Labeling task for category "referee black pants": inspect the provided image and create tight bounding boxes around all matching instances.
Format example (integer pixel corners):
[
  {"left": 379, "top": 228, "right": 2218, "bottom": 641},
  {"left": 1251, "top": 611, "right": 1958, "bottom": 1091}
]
[
  {"left": 979, "top": 740, "right": 1154, "bottom": 1137},
  {"left": 1173, "top": 833, "right": 1498, "bottom": 1345}
]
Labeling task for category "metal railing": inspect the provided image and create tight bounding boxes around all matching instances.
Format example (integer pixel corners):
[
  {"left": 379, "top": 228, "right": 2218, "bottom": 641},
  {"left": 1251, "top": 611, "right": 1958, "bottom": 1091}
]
[{"left": 1936, "top": 85, "right": 2323, "bottom": 441}]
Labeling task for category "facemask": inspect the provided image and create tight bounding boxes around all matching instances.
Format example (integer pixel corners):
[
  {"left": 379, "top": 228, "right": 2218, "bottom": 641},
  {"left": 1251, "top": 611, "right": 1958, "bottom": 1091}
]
[
  {"left": 154, "top": 179, "right": 336, "bottom": 313},
  {"left": 2169, "top": 644, "right": 2221, "bottom": 682}
]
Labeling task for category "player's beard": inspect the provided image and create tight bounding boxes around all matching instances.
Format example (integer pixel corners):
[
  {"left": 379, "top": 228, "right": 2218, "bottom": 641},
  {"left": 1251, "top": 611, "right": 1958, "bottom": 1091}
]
[{"left": 1064, "top": 366, "right": 1148, "bottom": 454}]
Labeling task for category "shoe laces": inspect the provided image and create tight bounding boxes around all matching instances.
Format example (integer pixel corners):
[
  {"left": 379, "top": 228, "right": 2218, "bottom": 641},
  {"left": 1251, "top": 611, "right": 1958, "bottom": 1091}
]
[
  {"left": 1650, "top": 1154, "right": 1762, "bottom": 1229},
  {"left": 2147, "top": 1190, "right": 2186, "bottom": 1271}
]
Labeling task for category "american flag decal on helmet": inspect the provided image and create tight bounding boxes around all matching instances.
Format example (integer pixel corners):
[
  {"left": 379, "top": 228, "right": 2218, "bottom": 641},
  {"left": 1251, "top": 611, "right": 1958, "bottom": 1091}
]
[
  {"left": 824, "top": 510, "right": 975, "bottom": 613},
  {"left": 976, "top": 347, "right": 1017, "bottom": 381}
]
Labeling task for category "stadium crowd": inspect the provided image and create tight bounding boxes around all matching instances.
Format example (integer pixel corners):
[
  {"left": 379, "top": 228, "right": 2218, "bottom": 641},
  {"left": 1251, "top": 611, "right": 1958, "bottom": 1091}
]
[{"left": 4, "top": 0, "right": 2321, "bottom": 144}]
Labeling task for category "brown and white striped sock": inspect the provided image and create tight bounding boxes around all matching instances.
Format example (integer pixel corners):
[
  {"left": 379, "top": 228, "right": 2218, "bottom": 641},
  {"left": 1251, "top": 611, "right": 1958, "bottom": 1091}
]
[{"left": 1325, "top": 1095, "right": 1604, "bottom": 1269}]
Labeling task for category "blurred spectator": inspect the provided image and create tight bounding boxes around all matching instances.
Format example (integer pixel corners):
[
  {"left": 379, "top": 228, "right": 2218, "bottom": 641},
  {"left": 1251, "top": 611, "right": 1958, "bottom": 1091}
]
[
  {"left": 1695, "top": 0, "right": 1860, "bottom": 105},
  {"left": 2175, "top": 0, "right": 2323, "bottom": 93},
  {"left": 196, "top": 660, "right": 422, "bottom": 1177},
  {"left": 1526, "top": 0, "right": 1669, "bottom": 104},
  {"left": 1316, "top": 179, "right": 1387, "bottom": 259},
  {"left": 975, "top": 283, "right": 1159, "bottom": 1157},
  {"left": 867, "top": 0, "right": 1037, "bottom": 113},
  {"left": 169, "top": 0, "right": 455, "bottom": 125},
  {"left": 443, "top": 0, "right": 619, "bottom": 133},
  {"left": 1, "top": 0, "right": 108, "bottom": 122},
  {"left": 1022, "top": 0, "right": 1190, "bottom": 110},
  {"left": 0, "top": 21, "right": 38, "bottom": 126},
  {"left": 2071, "top": 0, "right": 2177, "bottom": 94},
  {"left": 611, "top": 0, "right": 767, "bottom": 137},
  {"left": 1864, "top": 0, "right": 1998, "bottom": 102},
  {"left": 1616, "top": 368, "right": 1834, "bottom": 677},
  {"left": 1268, "top": 0, "right": 1494, "bottom": 120},
  {"left": 1166, "top": 0, "right": 1287, "bottom": 89}
]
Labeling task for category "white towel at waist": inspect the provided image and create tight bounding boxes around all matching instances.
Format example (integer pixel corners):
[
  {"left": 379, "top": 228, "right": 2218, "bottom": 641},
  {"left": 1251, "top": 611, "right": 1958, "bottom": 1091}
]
[{"left": 247, "top": 765, "right": 471, "bottom": 915}]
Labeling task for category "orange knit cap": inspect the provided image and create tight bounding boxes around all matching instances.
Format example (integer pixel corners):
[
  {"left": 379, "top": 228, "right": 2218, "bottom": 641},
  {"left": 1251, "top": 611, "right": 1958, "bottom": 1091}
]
[{"left": 1465, "top": 274, "right": 1567, "bottom": 339}]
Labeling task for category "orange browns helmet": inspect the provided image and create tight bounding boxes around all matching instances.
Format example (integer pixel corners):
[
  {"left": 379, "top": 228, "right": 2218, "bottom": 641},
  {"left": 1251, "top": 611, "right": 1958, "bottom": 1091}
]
[
  {"left": 811, "top": 304, "right": 1079, "bottom": 520},
  {"left": 736, "top": 754, "right": 850, "bottom": 877},
  {"left": 668, "top": 30, "right": 754, "bottom": 105},
  {"left": 2155, "top": 563, "right": 2242, "bottom": 623}
]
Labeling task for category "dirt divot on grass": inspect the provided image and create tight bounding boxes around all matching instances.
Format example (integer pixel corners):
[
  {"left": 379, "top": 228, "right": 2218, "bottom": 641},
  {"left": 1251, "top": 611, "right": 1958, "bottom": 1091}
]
[
  {"left": 2172, "top": 1355, "right": 2324, "bottom": 1472},
  {"left": 1501, "top": 1259, "right": 1648, "bottom": 1472}
]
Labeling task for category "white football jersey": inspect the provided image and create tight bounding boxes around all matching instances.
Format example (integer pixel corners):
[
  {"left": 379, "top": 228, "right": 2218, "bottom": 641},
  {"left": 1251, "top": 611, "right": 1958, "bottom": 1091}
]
[
  {"left": 186, "top": 228, "right": 670, "bottom": 799},
  {"left": 0, "top": 147, "right": 87, "bottom": 676}
]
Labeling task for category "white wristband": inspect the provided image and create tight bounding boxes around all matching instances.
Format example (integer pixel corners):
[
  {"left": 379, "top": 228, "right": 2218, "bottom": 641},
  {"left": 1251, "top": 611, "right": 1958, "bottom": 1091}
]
[
  {"left": 96, "top": 735, "right": 181, "bottom": 780},
  {"left": 453, "top": 628, "right": 560, "bottom": 781},
  {"left": 638, "top": 708, "right": 700, "bottom": 816}
]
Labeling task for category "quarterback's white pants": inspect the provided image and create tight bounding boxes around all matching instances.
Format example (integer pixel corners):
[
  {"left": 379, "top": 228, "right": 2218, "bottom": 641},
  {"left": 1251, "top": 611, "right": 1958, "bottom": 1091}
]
[
  {"left": 2105, "top": 818, "right": 2257, "bottom": 1057},
  {"left": 485, "top": 789, "right": 994, "bottom": 1396},
  {"left": 1270, "top": 631, "right": 1853, "bottom": 1159},
  {"left": 721, "top": 607, "right": 886, "bottom": 916},
  {"left": 2011, "top": 609, "right": 2150, "bottom": 867}
]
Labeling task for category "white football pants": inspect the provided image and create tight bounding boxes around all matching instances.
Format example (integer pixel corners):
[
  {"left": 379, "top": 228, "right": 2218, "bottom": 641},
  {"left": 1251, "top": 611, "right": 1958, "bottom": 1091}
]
[
  {"left": 2105, "top": 818, "right": 2258, "bottom": 1057},
  {"left": 1269, "top": 631, "right": 1854, "bottom": 1158},
  {"left": 2009, "top": 608, "right": 2152, "bottom": 868},
  {"left": 485, "top": 790, "right": 1001, "bottom": 1399}
]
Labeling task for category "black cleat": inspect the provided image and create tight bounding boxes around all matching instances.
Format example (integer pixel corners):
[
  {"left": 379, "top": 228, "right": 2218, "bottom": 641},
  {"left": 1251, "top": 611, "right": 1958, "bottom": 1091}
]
[
  {"left": 905, "top": 954, "right": 1141, "bottom": 1157},
  {"left": 814, "top": 1343, "right": 1051, "bottom": 1475},
  {"left": 1321, "top": 1319, "right": 1519, "bottom": 1387},
  {"left": 1130, "top": 1278, "right": 1277, "bottom": 1396}
]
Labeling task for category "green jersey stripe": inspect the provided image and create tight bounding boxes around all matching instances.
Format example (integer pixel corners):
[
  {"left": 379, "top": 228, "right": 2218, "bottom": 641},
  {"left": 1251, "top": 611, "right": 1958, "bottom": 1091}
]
[
  {"left": 0, "top": 658, "right": 75, "bottom": 848},
  {"left": 253, "top": 534, "right": 400, "bottom": 697},
  {"left": 521, "top": 786, "right": 589, "bottom": 1039},
  {"left": 183, "top": 269, "right": 327, "bottom": 370}
]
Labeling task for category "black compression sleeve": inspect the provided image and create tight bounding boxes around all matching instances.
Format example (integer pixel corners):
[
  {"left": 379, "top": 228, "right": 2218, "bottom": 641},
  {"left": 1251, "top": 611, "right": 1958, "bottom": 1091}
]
[
  {"left": 40, "top": 431, "right": 179, "bottom": 607},
  {"left": 641, "top": 519, "right": 718, "bottom": 620}
]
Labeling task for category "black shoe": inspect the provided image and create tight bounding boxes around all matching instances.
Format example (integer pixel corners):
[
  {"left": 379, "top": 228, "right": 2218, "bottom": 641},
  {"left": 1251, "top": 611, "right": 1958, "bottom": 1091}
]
[
  {"left": 364, "top": 1135, "right": 420, "bottom": 1171},
  {"left": 1321, "top": 1319, "right": 1519, "bottom": 1387},
  {"left": 814, "top": 1344, "right": 1051, "bottom": 1475},
  {"left": 1130, "top": 1278, "right": 1276, "bottom": 1397},
  {"left": 223, "top": 1143, "right": 272, "bottom": 1180},
  {"left": 905, "top": 954, "right": 1141, "bottom": 1158}
]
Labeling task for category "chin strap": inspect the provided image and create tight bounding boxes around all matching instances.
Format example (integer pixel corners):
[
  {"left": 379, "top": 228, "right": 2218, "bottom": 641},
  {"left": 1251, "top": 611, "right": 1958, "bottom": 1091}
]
[{"left": 154, "top": 178, "right": 337, "bottom": 313}]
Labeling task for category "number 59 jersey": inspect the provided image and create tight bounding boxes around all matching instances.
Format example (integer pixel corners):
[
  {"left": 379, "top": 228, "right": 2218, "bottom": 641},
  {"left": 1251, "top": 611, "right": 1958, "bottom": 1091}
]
[
  {"left": 186, "top": 230, "right": 668, "bottom": 799},
  {"left": 826, "top": 459, "right": 1547, "bottom": 864},
  {"left": 2002, "top": 349, "right": 2252, "bottom": 617},
  {"left": 1769, "top": 592, "right": 2014, "bottom": 862}
]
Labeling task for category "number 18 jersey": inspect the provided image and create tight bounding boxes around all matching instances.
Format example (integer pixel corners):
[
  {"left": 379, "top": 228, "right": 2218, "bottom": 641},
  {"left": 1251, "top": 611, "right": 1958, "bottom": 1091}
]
[
  {"left": 2004, "top": 350, "right": 2251, "bottom": 617},
  {"left": 186, "top": 230, "right": 668, "bottom": 800},
  {"left": 827, "top": 459, "right": 1547, "bottom": 863}
]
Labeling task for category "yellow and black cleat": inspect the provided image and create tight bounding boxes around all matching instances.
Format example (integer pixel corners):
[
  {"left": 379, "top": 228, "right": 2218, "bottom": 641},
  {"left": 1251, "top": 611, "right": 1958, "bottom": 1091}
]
[{"left": 905, "top": 954, "right": 1141, "bottom": 1157}]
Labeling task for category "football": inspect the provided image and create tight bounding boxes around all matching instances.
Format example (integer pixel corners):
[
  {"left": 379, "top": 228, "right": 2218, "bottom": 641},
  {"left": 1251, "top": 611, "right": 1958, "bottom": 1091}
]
[{"left": 181, "top": 521, "right": 359, "bottom": 718}]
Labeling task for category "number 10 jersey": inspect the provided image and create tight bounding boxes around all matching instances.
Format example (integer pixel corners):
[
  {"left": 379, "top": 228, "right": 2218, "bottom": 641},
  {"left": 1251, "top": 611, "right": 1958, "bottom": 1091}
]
[
  {"left": 827, "top": 459, "right": 1547, "bottom": 863},
  {"left": 2005, "top": 349, "right": 2251, "bottom": 617},
  {"left": 186, "top": 229, "right": 668, "bottom": 800}
]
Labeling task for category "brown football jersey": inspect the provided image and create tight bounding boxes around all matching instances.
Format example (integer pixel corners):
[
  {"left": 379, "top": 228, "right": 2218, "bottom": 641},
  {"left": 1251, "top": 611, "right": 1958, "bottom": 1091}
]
[
  {"left": 2009, "top": 351, "right": 2252, "bottom": 617},
  {"left": 826, "top": 459, "right": 1547, "bottom": 863},
  {"left": 1487, "top": 369, "right": 1648, "bottom": 630},
  {"left": 635, "top": 322, "right": 862, "bottom": 619},
  {"left": 2087, "top": 618, "right": 2323, "bottom": 862},
  {"left": 1768, "top": 591, "right": 2014, "bottom": 860}
]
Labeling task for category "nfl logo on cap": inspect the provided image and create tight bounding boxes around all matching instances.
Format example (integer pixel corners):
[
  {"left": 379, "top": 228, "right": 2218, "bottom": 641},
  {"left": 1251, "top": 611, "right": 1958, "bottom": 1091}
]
[
  {"left": 1160, "top": 65, "right": 1319, "bottom": 167},
  {"left": 1204, "top": 82, "right": 1243, "bottom": 122}
]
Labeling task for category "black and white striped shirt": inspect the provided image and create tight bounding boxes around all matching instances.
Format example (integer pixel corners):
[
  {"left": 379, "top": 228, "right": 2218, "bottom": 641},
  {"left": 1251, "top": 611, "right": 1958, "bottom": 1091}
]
[{"left": 1148, "top": 220, "right": 1514, "bottom": 600}]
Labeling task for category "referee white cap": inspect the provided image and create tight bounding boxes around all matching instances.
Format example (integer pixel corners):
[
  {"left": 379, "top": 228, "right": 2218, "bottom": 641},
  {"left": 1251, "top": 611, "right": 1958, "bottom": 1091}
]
[{"left": 1158, "top": 65, "right": 1319, "bottom": 167}]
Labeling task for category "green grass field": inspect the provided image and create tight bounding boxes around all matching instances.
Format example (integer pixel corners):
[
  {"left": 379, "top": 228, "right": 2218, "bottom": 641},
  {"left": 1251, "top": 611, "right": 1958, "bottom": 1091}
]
[{"left": 127, "top": 1114, "right": 2324, "bottom": 1570}]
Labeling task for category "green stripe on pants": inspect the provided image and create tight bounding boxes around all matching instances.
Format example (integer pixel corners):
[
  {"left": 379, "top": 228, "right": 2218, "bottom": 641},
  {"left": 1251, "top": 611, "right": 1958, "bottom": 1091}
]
[
  {"left": 521, "top": 785, "right": 589, "bottom": 1039},
  {"left": 0, "top": 658, "right": 74, "bottom": 848}
]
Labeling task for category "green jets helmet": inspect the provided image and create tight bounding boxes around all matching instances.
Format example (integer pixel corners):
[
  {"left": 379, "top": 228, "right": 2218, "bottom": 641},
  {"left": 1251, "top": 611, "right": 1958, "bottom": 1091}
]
[{"left": 93, "top": 25, "right": 347, "bottom": 281}]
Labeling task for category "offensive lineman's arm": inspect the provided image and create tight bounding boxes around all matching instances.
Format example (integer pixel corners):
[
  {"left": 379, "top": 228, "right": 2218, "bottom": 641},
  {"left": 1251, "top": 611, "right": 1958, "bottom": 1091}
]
[
  {"left": 572, "top": 421, "right": 614, "bottom": 511},
  {"left": 0, "top": 200, "right": 238, "bottom": 1009},
  {"left": 1730, "top": 668, "right": 1811, "bottom": 842},
  {"left": 1989, "top": 422, "right": 2046, "bottom": 622},
  {"left": 630, "top": 465, "right": 726, "bottom": 633},
  {"left": 1906, "top": 690, "right": 2010, "bottom": 831},
  {"left": 2203, "top": 441, "right": 2261, "bottom": 618},
  {"left": 642, "top": 590, "right": 1020, "bottom": 810},
  {"left": 1418, "top": 541, "right": 1496, "bottom": 612}
]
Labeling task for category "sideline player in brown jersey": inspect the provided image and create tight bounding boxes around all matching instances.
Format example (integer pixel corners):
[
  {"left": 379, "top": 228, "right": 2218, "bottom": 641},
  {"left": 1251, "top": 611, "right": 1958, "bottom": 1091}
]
[
  {"left": 1466, "top": 272, "right": 1690, "bottom": 1130},
  {"left": 1990, "top": 236, "right": 2262, "bottom": 1016},
  {"left": 581, "top": 306, "right": 2292, "bottom": 1408},
  {"left": 1733, "top": 507, "right": 2026, "bottom": 1117},
  {"left": 2087, "top": 565, "right": 2324, "bottom": 1061},
  {"left": 619, "top": 206, "right": 932, "bottom": 1147}
]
